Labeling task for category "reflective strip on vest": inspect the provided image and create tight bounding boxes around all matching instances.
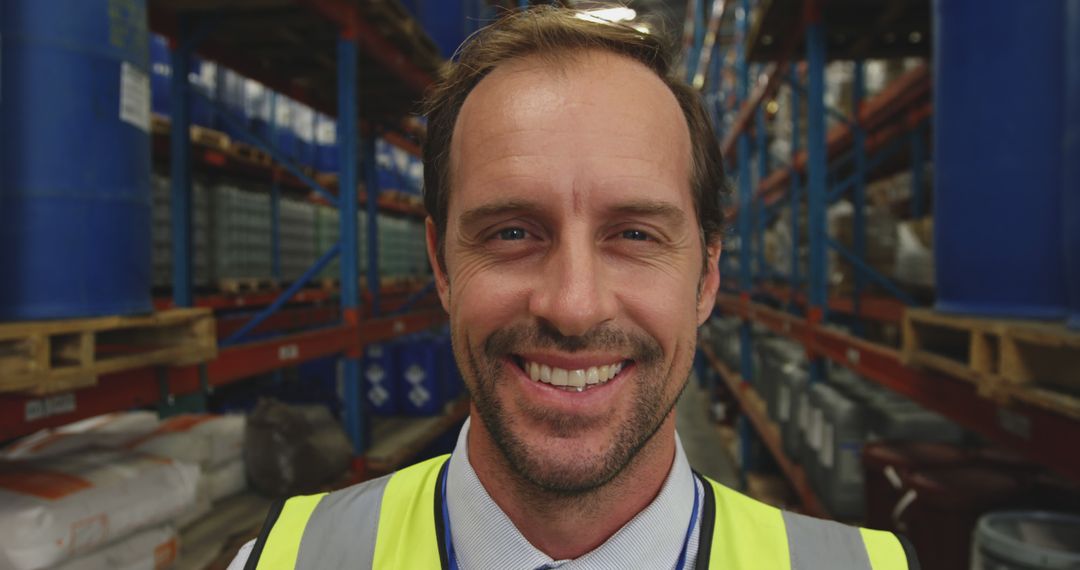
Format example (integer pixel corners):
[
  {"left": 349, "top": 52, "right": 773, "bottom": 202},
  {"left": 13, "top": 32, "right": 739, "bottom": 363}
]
[
  {"left": 371, "top": 455, "right": 446, "bottom": 569},
  {"left": 256, "top": 493, "right": 326, "bottom": 570},
  {"left": 253, "top": 455, "right": 910, "bottom": 569}
]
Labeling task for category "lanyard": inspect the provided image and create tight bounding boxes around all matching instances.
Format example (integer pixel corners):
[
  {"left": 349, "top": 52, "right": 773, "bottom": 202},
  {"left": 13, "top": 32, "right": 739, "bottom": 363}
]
[{"left": 438, "top": 457, "right": 701, "bottom": 570}]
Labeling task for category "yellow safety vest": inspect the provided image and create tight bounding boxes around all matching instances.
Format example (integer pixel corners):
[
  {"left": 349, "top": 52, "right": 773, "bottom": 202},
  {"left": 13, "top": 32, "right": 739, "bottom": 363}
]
[{"left": 246, "top": 455, "right": 914, "bottom": 569}]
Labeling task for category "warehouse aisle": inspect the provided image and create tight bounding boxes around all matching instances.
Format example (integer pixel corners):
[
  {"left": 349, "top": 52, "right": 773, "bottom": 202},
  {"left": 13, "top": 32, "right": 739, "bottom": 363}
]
[{"left": 677, "top": 376, "right": 739, "bottom": 488}]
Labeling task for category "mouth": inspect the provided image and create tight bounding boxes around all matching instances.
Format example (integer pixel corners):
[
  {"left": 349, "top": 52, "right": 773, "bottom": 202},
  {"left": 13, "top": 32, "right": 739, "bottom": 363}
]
[{"left": 510, "top": 355, "right": 632, "bottom": 392}]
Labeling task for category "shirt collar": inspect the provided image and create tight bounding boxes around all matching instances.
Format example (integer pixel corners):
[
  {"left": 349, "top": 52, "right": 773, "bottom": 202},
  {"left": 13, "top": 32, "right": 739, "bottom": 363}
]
[{"left": 446, "top": 417, "right": 700, "bottom": 570}]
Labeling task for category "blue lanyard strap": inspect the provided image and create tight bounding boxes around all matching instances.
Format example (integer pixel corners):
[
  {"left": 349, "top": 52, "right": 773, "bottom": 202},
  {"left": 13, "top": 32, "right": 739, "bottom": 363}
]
[{"left": 439, "top": 455, "right": 702, "bottom": 570}]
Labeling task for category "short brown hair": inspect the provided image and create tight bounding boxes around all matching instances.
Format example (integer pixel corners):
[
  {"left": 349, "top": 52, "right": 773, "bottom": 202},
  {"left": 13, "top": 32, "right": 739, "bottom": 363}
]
[{"left": 421, "top": 5, "right": 728, "bottom": 269}]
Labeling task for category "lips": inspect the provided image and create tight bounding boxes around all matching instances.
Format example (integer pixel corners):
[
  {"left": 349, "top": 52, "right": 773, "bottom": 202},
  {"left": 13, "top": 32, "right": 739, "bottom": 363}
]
[{"left": 512, "top": 356, "right": 628, "bottom": 391}]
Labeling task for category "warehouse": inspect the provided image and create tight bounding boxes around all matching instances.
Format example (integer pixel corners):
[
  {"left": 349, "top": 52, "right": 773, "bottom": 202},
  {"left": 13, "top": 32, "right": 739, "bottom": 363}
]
[{"left": 0, "top": 0, "right": 1078, "bottom": 568}]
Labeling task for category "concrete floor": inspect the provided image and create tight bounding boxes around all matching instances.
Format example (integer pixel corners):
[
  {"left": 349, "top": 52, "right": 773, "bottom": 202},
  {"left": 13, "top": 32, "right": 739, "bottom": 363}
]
[{"left": 676, "top": 376, "right": 740, "bottom": 488}]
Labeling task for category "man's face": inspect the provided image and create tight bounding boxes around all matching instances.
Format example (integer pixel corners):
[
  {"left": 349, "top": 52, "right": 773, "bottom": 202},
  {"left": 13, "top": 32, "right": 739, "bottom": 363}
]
[{"left": 428, "top": 51, "right": 720, "bottom": 494}]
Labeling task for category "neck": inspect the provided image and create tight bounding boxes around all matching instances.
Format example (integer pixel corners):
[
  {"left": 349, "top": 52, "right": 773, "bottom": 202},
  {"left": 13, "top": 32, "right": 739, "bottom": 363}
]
[{"left": 467, "top": 414, "right": 677, "bottom": 560}]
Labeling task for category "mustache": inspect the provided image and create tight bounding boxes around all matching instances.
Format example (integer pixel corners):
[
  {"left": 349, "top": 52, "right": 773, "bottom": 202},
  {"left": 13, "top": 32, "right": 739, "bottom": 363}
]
[{"left": 483, "top": 321, "right": 663, "bottom": 363}]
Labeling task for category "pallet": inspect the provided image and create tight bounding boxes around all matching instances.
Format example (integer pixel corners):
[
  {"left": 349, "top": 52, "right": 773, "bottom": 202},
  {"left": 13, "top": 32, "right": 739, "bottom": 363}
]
[
  {"left": 0, "top": 308, "right": 216, "bottom": 395},
  {"left": 190, "top": 125, "right": 231, "bottom": 152},
  {"left": 902, "top": 308, "right": 1080, "bottom": 395},
  {"left": 230, "top": 142, "right": 271, "bottom": 167},
  {"left": 217, "top": 278, "right": 279, "bottom": 295}
]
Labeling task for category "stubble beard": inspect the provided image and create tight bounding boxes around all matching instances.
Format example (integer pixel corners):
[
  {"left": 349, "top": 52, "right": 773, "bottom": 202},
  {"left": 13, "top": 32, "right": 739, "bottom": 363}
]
[{"left": 460, "top": 321, "right": 689, "bottom": 498}]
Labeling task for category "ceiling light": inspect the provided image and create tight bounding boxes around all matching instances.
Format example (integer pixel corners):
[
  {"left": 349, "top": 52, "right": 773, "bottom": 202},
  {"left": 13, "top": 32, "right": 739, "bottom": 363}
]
[{"left": 575, "top": 7, "right": 637, "bottom": 24}]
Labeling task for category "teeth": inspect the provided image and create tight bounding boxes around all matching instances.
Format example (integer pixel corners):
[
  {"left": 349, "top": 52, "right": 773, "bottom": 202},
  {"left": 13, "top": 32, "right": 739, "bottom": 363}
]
[{"left": 522, "top": 359, "right": 626, "bottom": 390}]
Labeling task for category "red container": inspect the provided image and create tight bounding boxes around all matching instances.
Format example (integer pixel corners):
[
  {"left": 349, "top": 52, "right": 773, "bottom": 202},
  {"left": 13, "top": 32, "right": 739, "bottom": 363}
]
[
  {"left": 862, "top": 442, "right": 970, "bottom": 531},
  {"left": 899, "top": 467, "right": 1027, "bottom": 570}
]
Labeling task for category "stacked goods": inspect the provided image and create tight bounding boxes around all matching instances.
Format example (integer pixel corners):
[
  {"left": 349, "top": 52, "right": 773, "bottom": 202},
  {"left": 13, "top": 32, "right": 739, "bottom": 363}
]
[
  {"left": 376, "top": 214, "right": 429, "bottom": 280},
  {"left": 53, "top": 525, "right": 178, "bottom": 570},
  {"left": 151, "top": 175, "right": 211, "bottom": 288},
  {"left": 209, "top": 184, "right": 272, "bottom": 280},
  {"left": 363, "top": 332, "right": 462, "bottom": 417},
  {"left": 0, "top": 449, "right": 198, "bottom": 570},
  {"left": 279, "top": 199, "right": 317, "bottom": 281},
  {"left": 1, "top": 411, "right": 160, "bottom": 461},
  {"left": 755, "top": 337, "right": 807, "bottom": 425},
  {"left": 314, "top": 204, "right": 340, "bottom": 279},
  {"left": 894, "top": 216, "right": 934, "bottom": 290},
  {"left": 827, "top": 200, "right": 898, "bottom": 295},
  {"left": 125, "top": 414, "right": 248, "bottom": 525}
]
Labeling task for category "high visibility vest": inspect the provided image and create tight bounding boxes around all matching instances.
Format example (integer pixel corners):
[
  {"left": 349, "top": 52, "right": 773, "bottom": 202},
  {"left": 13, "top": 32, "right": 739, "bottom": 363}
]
[{"left": 245, "top": 455, "right": 915, "bottom": 569}]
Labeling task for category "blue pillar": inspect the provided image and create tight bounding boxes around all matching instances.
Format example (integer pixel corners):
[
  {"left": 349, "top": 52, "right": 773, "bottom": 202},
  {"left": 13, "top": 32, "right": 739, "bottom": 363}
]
[
  {"left": 789, "top": 67, "right": 801, "bottom": 313},
  {"left": 852, "top": 60, "right": 867, "bottom": 335},
  {"left": 736, "top": 0, "right": 755, "bottom": 387},
  {"left": 805, "top": 6, "right": 828, "bottom": 383},
  {"left": 338, "top": 35, "right": 365, "bottom": 455},
  {"left": 756, "top": 96, "right": 769, "bottom": 280},
  {"left": 170, "top": 21, "right": 194, "bottom": 308}
]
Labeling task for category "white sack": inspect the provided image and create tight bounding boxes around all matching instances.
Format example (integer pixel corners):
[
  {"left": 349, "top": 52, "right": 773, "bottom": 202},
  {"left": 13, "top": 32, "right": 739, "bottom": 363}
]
[
  {"left": 0, "top": 449, "right": 198, "bottom": 570},
  {"left": 52, "top": 525, "right": 178, "bottom": 570}
]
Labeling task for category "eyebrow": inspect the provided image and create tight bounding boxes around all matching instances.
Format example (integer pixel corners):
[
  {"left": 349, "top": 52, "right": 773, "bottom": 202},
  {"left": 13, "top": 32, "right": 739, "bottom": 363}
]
[
  {"left": 459, "top": 199, "right": 543, "bottom": 229},
  {"left": 608, "top": 200, "right": 688, "bottom": 228}
]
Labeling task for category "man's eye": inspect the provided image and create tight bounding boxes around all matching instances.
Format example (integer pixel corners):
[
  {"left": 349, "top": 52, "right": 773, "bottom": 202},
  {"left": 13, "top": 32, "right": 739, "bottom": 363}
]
[
  {"left": 621, "top": 229, "right": 651, "bottom": 241},
  {"left": 497, "top": 227, "right": 527, "bottom": 240}
]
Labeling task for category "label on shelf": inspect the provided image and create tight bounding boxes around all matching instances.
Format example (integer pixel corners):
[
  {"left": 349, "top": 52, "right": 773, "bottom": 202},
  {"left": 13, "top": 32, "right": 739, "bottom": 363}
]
[
  {"left": 24, "top": 394, "right": 77, "bottom": 422},
  {"left": 120, "top": 62, "right": 150, "bottom": 133},
  {"left": 277, "top": 344, "right": 300, "bottom": 361}
]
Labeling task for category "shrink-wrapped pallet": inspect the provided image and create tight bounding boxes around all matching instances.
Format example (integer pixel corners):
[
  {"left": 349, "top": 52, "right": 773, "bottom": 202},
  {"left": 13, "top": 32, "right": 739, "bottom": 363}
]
[
  {"left": 1, "top": 412, "right": 160, "bottom": 461},
  {"left": 0, "top": 449, "right": 198, "bottom": 570},
  {"left": 52, "top": 525, "right": 178, "bottom": 570}
]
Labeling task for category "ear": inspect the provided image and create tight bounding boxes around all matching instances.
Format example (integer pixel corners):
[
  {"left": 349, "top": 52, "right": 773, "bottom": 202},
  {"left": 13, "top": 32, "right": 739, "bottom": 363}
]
[
  {"left": 696, "top": 240, "right": 722, "bottom": 325},
  {"left": 426, "top": 217, "right": 451, "bottom": 312}
]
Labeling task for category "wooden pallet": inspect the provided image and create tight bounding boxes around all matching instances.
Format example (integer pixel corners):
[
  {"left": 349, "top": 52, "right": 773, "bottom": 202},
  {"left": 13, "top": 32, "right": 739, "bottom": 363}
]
[
  {"left": 0, "top": 308, "right": 216, "bottom": 395},
  {"left": 902, "top": 308, "right": 1080, "bottom": 395},
  {"left": 217, "top": 278, "right": 279, "bottom": 295},
  {"left": 190, "top": 125, "right": 231, "bottom": 152},
  {"left": 230, "top": 142, "right": 271, "bottom": 166}
]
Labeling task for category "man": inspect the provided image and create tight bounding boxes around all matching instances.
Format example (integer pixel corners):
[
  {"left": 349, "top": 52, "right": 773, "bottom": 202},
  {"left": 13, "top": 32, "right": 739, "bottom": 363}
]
[{"left": 231, "top": 6, "right": 917, "bottom": 569}]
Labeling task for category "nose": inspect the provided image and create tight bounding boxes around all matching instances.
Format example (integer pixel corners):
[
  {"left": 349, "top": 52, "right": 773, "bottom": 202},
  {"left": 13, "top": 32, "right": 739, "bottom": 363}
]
[{"left": 528, "top": 237, "right": 618, "bottom": 338}]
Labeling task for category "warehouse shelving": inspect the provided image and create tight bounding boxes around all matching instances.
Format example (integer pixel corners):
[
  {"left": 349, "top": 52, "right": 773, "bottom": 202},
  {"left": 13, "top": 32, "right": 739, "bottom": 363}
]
[
  {"left": 0, "top": 1, "right": 463, "bottom": 480},
  {"left": 701, "top": 345, "right": 829, "bottom": 518},
  {"left": 685, "top": 0, "right": 1080, "bottom": 514}
]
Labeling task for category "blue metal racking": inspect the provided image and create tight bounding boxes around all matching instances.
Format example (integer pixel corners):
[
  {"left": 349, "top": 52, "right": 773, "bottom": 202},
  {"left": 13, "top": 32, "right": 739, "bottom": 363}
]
[{"left": 686, "top": 0, "right": 1080, "bottom": 510}]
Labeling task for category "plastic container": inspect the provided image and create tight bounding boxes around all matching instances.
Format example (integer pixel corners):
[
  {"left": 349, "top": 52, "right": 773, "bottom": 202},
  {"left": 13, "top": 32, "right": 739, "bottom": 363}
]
[
  {"left": 397, "top": 336, "right": 443, "bottom": 416},
  {"left": 363, "top": 342, "right": 399, "bottom": 415},
  {"left": 971, "top": 511, "right": 1080, "bottom": 569},
  {"left": 780, "top": 368, "right": 809, "bottom": 461},
  {"left": 1066, "top": 1, "right": 1080, "bottom": 330},
  {"left": 0, "top": 0, "right": 153, "bottom": 320},
  {"left": 901, "top": 467, "right": 1028, "bottom": 570},
  {"left": 315, "top": 113, "right": 339, "bottom": 173},
  {"left": 815, "top": 381, "right": 869, "bottom": 520},
  {"left": 862, "top": 442, "right": 970, "bottom": 532},
  {"left": 756, "top": 337, "right": 806, "bottom": 423},
  {"left": 215, "top": 67, "right": 247, "bottom": 138},
  {"left": 150, "top": 33, "right": 171, "bottom": 116},
  {"left": 933, "top": 0, "right": 1068, "bottom": 318}
]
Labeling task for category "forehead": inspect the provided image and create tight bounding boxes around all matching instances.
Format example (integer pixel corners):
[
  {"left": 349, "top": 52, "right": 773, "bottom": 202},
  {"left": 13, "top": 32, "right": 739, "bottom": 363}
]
[{"left": 447, "top": 50, "right": 693, "bottom": 215}]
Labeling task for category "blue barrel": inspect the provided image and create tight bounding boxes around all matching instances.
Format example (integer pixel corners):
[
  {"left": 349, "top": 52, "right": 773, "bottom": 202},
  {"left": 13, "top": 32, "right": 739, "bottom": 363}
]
[
  {"left": 362, "top": 342, "right": 400, "bottom": 415},
  {"left": 214, "top": 67, "right": 247, "bottom": 138},
  {"left": 435, "top": 333, "right": 464, "bottom": 401},
  {"left": 150, "top": 33, "right": 170, "bottom": 116},
  {"left": 273, "top": 95, "right": 299, "bottom": 161},
  {"left": 1066, "top": 0, "right": 1080, "bottom": 329},
  {"left": 933, "top": 1, "right": 1068, "bottom": 319},
  {"left": 397, "top": 335, "right": 442, "bottom": 416},
  {"left": 315, "top": 113, "right": 339, "bottom": 173},
  {"left": 188, "top": 57, "right": 216, "bottom": 128},
  {"left": 0, "top": 0, "right": 152, "bottom": 320}
]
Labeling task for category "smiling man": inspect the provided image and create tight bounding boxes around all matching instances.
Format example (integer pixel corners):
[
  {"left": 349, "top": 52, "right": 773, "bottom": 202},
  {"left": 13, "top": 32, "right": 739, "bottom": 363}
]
[{"left": 232, "top": 6, "right": 916, "bottom": 570}]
